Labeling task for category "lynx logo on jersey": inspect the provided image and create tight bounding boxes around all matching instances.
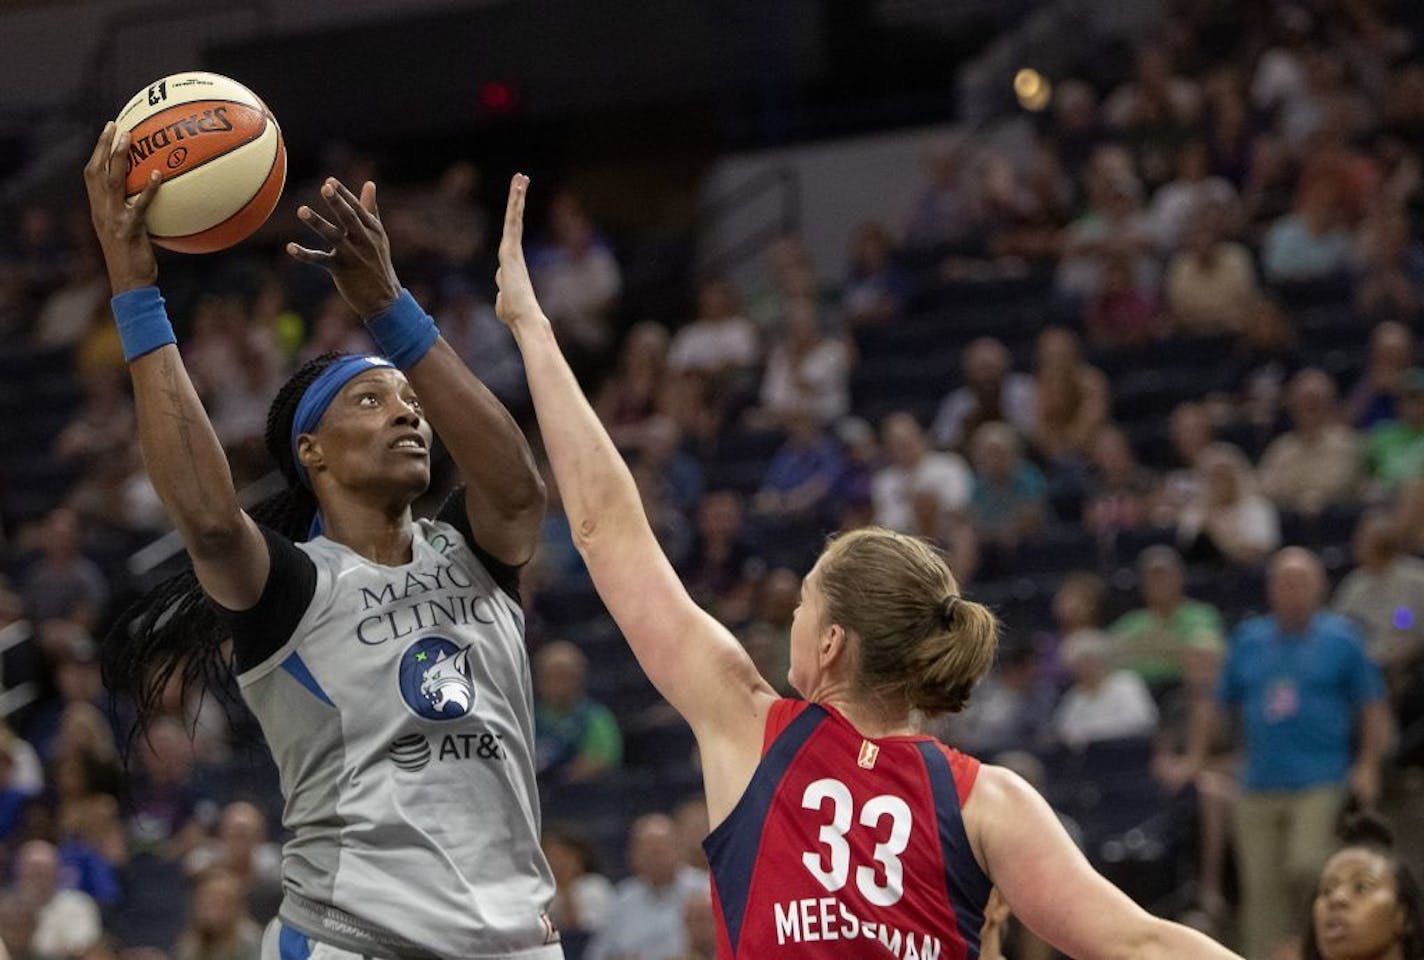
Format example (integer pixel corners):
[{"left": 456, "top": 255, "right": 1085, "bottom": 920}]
[{"left": 398, "top": 636, "right": 476, "bottom": 720}]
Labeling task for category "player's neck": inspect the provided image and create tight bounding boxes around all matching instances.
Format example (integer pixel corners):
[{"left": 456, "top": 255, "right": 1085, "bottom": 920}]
[
  {"left": 819, "top": 696, "right": 917, "bottom": 739},
  {"left": 320, "top": 497, "right": 415, "bottom": 565}
]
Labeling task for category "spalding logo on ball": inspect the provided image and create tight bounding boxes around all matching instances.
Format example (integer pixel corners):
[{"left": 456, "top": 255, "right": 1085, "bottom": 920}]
[{"left": 115, "top": 71, "right": 286, "bottom": 254}]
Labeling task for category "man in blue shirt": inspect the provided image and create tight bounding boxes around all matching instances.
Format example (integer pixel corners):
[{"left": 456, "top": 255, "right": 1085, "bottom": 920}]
[{"left": 1169, "top": 548, "right": 1391, "bottom": 960}]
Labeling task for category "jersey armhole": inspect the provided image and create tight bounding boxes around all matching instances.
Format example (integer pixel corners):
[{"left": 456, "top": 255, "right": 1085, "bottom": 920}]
[
  {"left": 435, "top": 488, "right": 523, "bottom": 603},
  {"left": 210, "top": 526, "right": 318, "bottom": 675},
  {"left": 761, "top": 699, "right": 813, "bottom": 756},
  {"left": 938, "top": 743, "right": 981, "bottom": 806}
]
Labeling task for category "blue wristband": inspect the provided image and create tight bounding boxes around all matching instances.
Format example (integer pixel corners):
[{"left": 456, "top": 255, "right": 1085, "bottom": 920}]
[
  {"left": 366, "top": 288, "right": 439, "bottom": 370},
  {"left": 111, "top": 286, "right": 177, "bottom": 362}
]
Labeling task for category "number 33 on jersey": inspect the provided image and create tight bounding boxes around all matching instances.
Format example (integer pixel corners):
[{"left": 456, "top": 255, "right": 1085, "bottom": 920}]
[{"left": 704, "top": 700, "right": 991, "bottom": 959}]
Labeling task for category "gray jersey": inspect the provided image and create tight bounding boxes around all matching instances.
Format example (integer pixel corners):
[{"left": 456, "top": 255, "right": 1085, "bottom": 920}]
[{"left": 236, "top": 518, "right": 560, "bottom": 959}]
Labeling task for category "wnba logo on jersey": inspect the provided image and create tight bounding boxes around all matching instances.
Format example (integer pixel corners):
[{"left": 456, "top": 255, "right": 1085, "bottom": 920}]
[
  {"left": 858, "top": 740, "right": 880, "bottom": 769},
  {"left": 398, "top": 636, "right": 477, "bottom": 720}
]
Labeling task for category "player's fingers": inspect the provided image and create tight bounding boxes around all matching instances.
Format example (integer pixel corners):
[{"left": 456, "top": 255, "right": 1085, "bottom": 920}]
[
  {"left": 286, "top": 242, "right": 335, "bottom": 265},
  {"left": 128, "top": 170, "right": 163, "bottom": 219},
  {"left": 320, "top": 178, "right": 365, "bottom": 234},
  {"left": 499, "top": 173, "right": 528, "bottom": 259},
  {"left": 360, "top": 180, "right": 381, "bottom": 222},
  {"left": 328, "top": 178, "right": 379, "bottom": 231},
  {"left": 84, "top": 122, "right": 116, "bottom": 181},
  {"left": 105, "top": 131, "right": 131, "bottom": 193},
  {"left": 298, "top": 205, "right": 344, "bottom": 244}
]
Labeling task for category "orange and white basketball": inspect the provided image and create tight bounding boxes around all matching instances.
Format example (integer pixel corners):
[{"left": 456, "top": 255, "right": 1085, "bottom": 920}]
[{"left": 115, "top": 71, "right": 286, "bottom": 254}]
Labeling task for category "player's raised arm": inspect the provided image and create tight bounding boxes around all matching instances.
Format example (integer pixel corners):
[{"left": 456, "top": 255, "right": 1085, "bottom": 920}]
[
  {"left": 288, "top": 178, "right": 545, "bottom": 565},
  {"left": 83, "top": 122, "right": 269, "bottom": 609},
  {"left": 493, "top": 174, "right": 775, "bottom": 745}
]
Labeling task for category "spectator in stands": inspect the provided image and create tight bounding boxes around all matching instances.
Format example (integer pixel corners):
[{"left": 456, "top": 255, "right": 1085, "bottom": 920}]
[
  {"left": 1029, "top": 327, "right": 1110, "bottom": 467},
  {"left": 871, "top": 412, "right": 971, "bottom": 534},
  {"left": 207, "top": 322, "right": 286, "bottom": 484},
  {"left": 1303, "top": 813, "right": 1424, "bottom": 960},
  {"left": 751, "top": 412, "right": 843, "bottom": 535},
  {"left": 1356, "top": 204, "right": 1424, "bottom": 325},
  {"left": 967, "top": 422, "right": 1048, "bottom": 556},
  {"left": 1367, "top": 367, "right": 1424, "bottom": 493},
  {"left": 1084, "top": 251, "right": 1162, "bottom": 349},
  {"left": 1082, "top": 425, "right": 1156, "bottom": 538},
  {"left": 979, "top": 146, "right": 1072, "bottom": 265},
  {"left": 667, "top": 278, "right": 759, "bottom": 379},
  {"left": 1042, "top": 571, "right": 1108, "bottom": 690},
  {"left": 1220, "top": 294, "right": 1304, "bottom": 435},
  {"left": 32, "top": 246, "right": 107, "bottom": 351},
  {"left": 542, "top": 825, "right": 614, "bottom": 940},
  {"left": 929, "top": 337, "right": 1036, "bottom": 452},
  {"left": 173, "top": 868, "right": 261, "bottom": 960},
  {"left": 1262, "top": 178, "right": 1354, "bottom": 284},
  {"left": 295, "top": 292, "right": 374, "bottom": 364},
  {"left": 19, "top": 507, "right": 107, "bottom": 633},
  {"left": 1348, "top": 321, "right": 1416, "bottom": 428},
  {"left": 1103, "top": 44, "right": 1202, "bottom": 172},
  {"left": 1178, "top": 442, "right": 1280, "bottom": 566},
  {"left": 632, "top": 457, "right": 694, "bottom": 571},
  {"left": 1052, "top": 630, "right": 1159, "bottom": 750},
  {"left": 903, "top": 140, "right": 982, "bottom": 254},
  {"left": 938, "top": 639, "right": 1056, "bottom": 757},
  {"left": 1156, "top": 401, "right": 1215, "bottom": 525},
  {"left": 435, "top": 277, "right": 528, "bottom": 413},
  {"left": 673, "top": 795, "right": 709, "bottom": 872},
  {"left": 1056, "top": 157, "right": 1158, "bottom": 304},
  {"left": 127, "top": 716, "right": 205, "bottom": 860},
  {"left": 596, "top": 322, "right": 670, "bottom": 452},
  {"left": 1148, "top": 140, "right": 1238, "bottom": 253},
  {"left": 0, "top": 840, "right": 102, "bottom": 959},
  {"left": 384, "top": 160, "right": 486, "bottom": 276},
  {"left": 1164, "top": 204, "right": 1259, "bottom": 336},
  {"left": 55, "top": 794, "right": 123, "bottom": 908},
  {"left": 634, "top": 415, "right": 702, "bottom": 516},
  {"left": 52, "top": 366, "right": 134, "bottom": 475},
  {"left": 533, "top": 641, "right": 623, "bottom": 785},
  {"left": 0, "top": 730, "right": 38, "bottom": 853},
  {"left": 1333, "top": 509, "right": 1424, "bottom": 697},
  {"left": 739, "top": 568, "right": 798, "bottom": 697},
  {"left": 1258, "top": 368, "right": 1362, "bottom": 515},
  {"left": 841, "top": 221, "right": 908, "bottom": 327},
  {"left": 754, "top": 293, "right": 851, "bottom": 426},
  {"left": 1110, "top": 545, "right": 1226, "bottom": 690},
  {"left": 830, "top": 416, "right": 877, "bottom": 531},
  {"left": 184, "top": 803, "right": 282, "bottom": 925},
  {"left": 684, "top": 491, "right": 760, "bottom": 618},
  {"left": 1173, "top": 548, "right": 1392, "bottom": 960},
  {"left": 677, "top": 890, "right": 718, "bottom": 960},
  {"left": 529, "top": 190, "right": 622, "bottom": 373},
  {"left": 586, "top": 814, "right": 706, "bottom": 960}
]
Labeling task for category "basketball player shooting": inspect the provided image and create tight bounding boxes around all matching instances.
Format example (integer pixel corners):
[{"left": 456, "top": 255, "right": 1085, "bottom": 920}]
[
  {"left": 493, "top": 172, "right": 1243, "bottom": 959},
  {"left": 84, "top": 123, "right": 564, "bottom": 959}
]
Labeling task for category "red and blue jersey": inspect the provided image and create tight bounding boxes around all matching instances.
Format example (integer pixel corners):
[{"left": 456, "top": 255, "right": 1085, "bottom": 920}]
[{"left": 705, "top": 700, "right": 990, "bottom": 959}]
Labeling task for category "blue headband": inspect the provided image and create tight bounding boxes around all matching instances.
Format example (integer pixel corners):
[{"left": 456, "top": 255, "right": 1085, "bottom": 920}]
[{"left": 290, "top": 354, "right": 396, "bottom": 488}]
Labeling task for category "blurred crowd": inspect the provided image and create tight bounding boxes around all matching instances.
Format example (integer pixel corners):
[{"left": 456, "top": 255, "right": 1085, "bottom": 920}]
[{"left": 1, "top": 0, "right": 1424, "bottom": 958}]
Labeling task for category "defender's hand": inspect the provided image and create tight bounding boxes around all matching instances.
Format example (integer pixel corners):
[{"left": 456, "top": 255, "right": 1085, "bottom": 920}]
[{"left": 494, "top": 174, "right": 547, "bottom": 332}]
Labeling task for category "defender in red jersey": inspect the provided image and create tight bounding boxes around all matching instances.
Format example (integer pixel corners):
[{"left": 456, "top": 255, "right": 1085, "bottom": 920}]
[{"left": 495, "top": 175, "right": 1244, "bottom": 960}]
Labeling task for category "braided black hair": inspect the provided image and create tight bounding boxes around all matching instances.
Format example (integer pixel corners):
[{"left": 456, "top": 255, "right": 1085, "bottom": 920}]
[
  {"left": 102, "top": 351, "right": 347, "bottom": 745},
  {"left": 1302, "top": 811, "right": 1424, "bottom": 960}
]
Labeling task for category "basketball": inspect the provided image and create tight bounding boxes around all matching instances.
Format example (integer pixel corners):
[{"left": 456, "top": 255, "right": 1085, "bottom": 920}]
[{"left": 114, "top": 71, "right": 286, "bottom": 254}]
